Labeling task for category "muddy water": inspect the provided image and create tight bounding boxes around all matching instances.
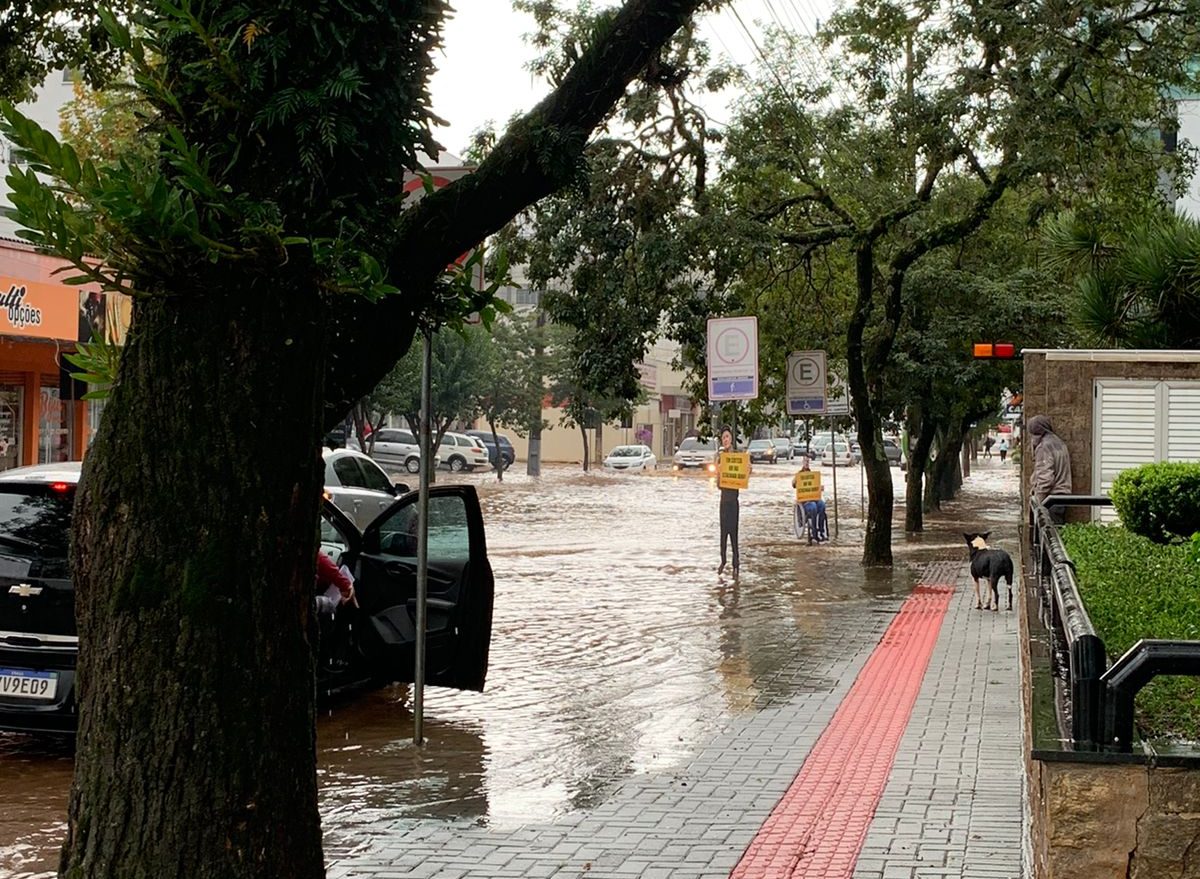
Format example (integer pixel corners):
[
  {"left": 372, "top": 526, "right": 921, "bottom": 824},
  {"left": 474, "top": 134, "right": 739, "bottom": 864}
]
[{"left": 0, "top": 459, "right": 1021, "bottom": 877}]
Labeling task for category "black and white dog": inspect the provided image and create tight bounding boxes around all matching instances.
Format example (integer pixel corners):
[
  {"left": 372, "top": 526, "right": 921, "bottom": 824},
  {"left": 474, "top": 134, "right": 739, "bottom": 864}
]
[{"left": 964, "top": 532, "right": 1014, "bottom": 612}]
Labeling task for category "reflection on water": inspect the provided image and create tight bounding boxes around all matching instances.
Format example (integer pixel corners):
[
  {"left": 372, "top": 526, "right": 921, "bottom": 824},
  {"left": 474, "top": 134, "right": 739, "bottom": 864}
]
[{"left": 0, "top": 459, "right": 1021, "bottom": 874}]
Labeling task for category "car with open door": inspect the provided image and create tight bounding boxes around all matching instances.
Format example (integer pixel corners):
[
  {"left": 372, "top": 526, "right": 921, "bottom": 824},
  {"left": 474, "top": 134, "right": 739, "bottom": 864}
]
[
  {"left": 315, "top": 485, "right": 495, "bottom": 698},
  {"left": 0, "top": 462, "right": 494, "bottom": 735}
]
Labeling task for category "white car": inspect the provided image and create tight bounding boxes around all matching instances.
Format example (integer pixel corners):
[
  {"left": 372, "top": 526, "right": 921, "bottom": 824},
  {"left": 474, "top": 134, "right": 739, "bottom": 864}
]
[
  {"left": 604, "top": 444, "right": 657, "bottom": 471},
  {"left": 821, "top": 442, "right": 854, "bottom": 467},
  {"left": 365, "top": 427, "right": 440, "bottom": 474},
  {"left": 323, "top": 448, "right": 408, "bottom": 530},
  {"left": 440, "top": 431, "right": 491, "bottom": 471}
]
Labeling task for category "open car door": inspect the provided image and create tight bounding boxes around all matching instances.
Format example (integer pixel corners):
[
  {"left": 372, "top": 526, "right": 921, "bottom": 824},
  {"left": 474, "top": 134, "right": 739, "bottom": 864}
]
[{"left": 354, "top": 485, "right": 494, "bottom": 691}]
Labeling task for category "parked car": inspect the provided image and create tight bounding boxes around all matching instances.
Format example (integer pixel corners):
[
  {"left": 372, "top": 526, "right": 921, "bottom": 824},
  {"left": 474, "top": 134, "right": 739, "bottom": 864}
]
[
  {"left": 673, "top": 437, "right": 718, "bottom": 470},
  {"left": 748, "top": 439, "right": 778, "bottom": 464},
  {"left": 603, "top": 445, "right": 657, "bottom": 471},
  {"left": 771, "top": 438, "right": 794, "bottom": 462},
  {"left": 439, "top": 431, "right": 490, "bottom": 472},
  {"left": 0, "top": 463, "right": 495, "bottom": 735},
  {"left": 882, "top": 438, "right": 902, "bottom": 466},
  {"left": 324, "top": 448, "right": 408, "bottom": 530},
  {"left": 465, "top": 430, "right": 516, "bottom": 469},
  {"left": 821, "top": 442, "right": 854, "bottom": 467},
  {"left": 365, "top": 427, "right": 439, "bottom": 474}
]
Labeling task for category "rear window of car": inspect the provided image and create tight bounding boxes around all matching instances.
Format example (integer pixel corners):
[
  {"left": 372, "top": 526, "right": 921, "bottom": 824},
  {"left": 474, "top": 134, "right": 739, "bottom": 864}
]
[{"left": 0, "top": 486, "right": 74, "bottom": 564}]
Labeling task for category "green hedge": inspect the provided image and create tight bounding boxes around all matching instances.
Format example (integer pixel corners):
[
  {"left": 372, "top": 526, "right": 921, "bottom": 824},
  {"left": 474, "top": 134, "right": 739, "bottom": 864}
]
[
  {"left": 1061, "top": 524, "right": 1200, "bottom": 741},
  {"left": 1111, "top": 461, "right": 1200, "bottom": 544}
]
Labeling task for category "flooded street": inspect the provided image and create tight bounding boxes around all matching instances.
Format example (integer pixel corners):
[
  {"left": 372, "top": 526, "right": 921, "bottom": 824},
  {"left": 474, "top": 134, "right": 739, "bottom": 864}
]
[{"left": 0, "top": 459, "right": 1021, "bottom": 877}]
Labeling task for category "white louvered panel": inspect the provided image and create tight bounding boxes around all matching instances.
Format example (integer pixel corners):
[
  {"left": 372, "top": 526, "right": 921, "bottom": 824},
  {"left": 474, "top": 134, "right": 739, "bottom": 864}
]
[
  {"left": 1167, "top": 383, "right": 1200, "bottom": 463},
  {"left": 1095, "top": 382, "right": 1159, "bottom": 522}
]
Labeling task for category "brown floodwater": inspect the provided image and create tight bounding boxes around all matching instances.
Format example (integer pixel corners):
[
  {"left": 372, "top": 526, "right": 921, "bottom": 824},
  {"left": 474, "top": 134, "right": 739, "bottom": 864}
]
[{"left": 0, "top": 458, "right": 1021, "bottom": 877}]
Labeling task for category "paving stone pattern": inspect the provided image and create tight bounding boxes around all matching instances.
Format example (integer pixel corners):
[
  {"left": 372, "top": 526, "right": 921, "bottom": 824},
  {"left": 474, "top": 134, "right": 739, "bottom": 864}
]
[
  {"left": 851, "top": 564, "right": 1024, "bottom": 879},
  {"left": 328, "top": 560, "right": 1025, "bottom": 879}
]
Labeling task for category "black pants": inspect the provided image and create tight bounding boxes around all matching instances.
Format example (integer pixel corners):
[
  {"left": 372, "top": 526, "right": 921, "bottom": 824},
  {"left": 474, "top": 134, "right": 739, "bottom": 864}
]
[{"left": 720, "top": 498, "right": 740, "bottom": 570}]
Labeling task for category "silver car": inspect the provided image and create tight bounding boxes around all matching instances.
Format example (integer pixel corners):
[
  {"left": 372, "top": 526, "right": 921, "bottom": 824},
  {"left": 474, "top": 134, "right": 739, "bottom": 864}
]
[
  {"left": 365, "top": 427, "right": 439, "bottom": 474},
  {"left": 672, "top": 437, "right": 717, "bottom": 470},
  {"left": 323, "top": 448, "right": 407, "bottom": 530}
]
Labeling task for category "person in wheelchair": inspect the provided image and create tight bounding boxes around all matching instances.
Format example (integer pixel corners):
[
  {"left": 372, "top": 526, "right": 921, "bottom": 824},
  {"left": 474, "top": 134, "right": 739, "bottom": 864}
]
[{"left": 791, "top": 457, "right": 828, "bottom": 544}]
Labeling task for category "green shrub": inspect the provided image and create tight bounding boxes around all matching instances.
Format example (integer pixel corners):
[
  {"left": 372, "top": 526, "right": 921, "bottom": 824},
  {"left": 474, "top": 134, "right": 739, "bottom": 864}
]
[
  {"left": 1111, "top": 462, "right": 1200, "bottom": 544},
  {"left": 1061, "top": 524, "right": 1200, "bottom": 741}
]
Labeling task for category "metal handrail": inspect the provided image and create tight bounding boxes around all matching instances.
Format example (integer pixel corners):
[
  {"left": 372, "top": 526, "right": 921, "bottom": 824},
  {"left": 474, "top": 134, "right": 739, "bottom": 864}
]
[
  {"left": 1101, "top": 641, "right": 1200, "bottom": 750},
  {"left": 1028, "top": 495, "right": 1110, "bottom": 749},
  {"left": 1028, "top": 495, "right": 1200, "bottom": 753}
]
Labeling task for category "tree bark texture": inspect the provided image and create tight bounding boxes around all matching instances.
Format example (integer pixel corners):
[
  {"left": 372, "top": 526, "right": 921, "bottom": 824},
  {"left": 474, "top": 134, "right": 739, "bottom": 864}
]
[
  {"left": 64, "top": 285, "right": 328, "bottom": 879},
  {"left": 526, "top": 425, "right": 542, "bottom": 477},
  {"left": 904, "top": 411, "right": 937, "bottom": 533},
  {"left": 579, "top": 423, "right": 590, "bottom": 472},
  {"left": 848, "top": 240, "right": 893, "bottom": 566}
]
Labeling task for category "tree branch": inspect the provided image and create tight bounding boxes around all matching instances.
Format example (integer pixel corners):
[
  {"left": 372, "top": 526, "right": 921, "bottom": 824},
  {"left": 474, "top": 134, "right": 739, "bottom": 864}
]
[{"left": 323, "top": 0, "right": 714, "bottom": 423}]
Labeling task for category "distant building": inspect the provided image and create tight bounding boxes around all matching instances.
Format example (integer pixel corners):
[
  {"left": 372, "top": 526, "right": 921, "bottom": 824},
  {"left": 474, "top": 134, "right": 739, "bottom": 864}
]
[{"left": 0, "top": 72, "right": 130, "bottom": 468}]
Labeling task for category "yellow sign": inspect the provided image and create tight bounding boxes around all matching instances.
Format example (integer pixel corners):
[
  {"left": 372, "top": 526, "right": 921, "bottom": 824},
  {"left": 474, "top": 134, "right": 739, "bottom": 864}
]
[
  {"left": 717, "top": 451, "right": 750, "bottom": 490},
  {"left": 794, "top": 470, "right": 822, "bottom": 503}
]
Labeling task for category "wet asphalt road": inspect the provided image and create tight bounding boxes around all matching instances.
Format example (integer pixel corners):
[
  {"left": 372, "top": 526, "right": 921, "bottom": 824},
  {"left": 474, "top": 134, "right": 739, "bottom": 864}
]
[{"left": 0, "top": 458, "right": 1022, "bottom": 877}]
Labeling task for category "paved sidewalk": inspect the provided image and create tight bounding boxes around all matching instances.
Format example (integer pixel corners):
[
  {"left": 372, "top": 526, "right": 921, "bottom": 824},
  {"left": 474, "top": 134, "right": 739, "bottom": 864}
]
[
  {"left": 327, "top": 560, "right": 1024, "bottom": 879},
  {"left": 850, "top": 564, "right": 1023, "bottom": 879}
]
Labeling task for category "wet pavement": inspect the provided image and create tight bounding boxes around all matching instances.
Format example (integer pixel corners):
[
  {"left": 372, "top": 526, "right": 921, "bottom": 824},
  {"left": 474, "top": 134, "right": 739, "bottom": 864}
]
[{"left": 0, "top": 457, "right": 1023, "bottom": 878}]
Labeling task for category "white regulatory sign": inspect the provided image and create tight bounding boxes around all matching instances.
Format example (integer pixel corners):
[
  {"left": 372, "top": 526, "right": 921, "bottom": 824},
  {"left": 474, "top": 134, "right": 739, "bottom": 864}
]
[
  {"left": 707, "top": 316, "right": 759, "bottom": 401},
  {"left": 787, "top": 350, "right": 827, "bottom": 415},
  {"left": 827, "top": 370, "right": 851, "bottom": 416}
]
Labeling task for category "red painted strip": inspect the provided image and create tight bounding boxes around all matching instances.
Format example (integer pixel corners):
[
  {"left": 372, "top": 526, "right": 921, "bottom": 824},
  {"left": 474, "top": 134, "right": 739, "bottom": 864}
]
[{"left": 729, "top": 582, "right": 955, "bottom": 879}]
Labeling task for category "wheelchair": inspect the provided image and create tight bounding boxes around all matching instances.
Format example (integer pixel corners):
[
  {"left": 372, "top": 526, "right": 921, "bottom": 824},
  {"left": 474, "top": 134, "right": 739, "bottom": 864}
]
[{"left": 793, "top": 500, "right": 829, "bottom": 545}]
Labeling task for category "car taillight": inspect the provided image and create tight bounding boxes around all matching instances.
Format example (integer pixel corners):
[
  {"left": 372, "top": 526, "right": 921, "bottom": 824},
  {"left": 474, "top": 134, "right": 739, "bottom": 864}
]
[{"left": 50, "top": 482, "right": 71, "bottom": 494}]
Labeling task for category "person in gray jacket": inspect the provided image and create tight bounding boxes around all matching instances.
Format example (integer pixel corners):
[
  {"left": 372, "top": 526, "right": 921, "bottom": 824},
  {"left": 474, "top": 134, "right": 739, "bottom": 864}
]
[{"left": 1029, "top": 415, "right": 1073, "bottom": 523}]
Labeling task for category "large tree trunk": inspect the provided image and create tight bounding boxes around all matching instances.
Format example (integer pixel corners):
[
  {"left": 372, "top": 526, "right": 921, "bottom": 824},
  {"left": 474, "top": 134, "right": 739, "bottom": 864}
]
[
  {"left": 847, "top": 241, "right": 893, "bottom": 566},
  {"left": 579, "top": 423, "right": 590, "bottom": 472},
  {"left": 489, "top": 420, "right": 504, "bottom": 482},
  {"left": 526, "top": 423, "right": 542, "bottom": 476},
  {"left": 64, "top": 287, "right": 330, "bottom": 879},
  {"left": 931, "top": 432, "right": 966, "bottom": 506},
  {"left": 904, "top": 407, "right": 937, "bottom": 532}
]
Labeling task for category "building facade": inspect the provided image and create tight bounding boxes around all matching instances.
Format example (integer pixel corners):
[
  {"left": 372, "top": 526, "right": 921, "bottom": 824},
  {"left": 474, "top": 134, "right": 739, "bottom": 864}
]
[{"left": 0, "top": 239, "right": 126, "bottom": 469}]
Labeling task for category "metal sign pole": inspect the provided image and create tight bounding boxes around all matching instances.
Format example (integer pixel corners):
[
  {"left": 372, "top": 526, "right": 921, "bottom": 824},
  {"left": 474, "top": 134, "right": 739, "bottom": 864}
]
[{"left": 414, "top": 326, "right": 432, "bottom": 746}]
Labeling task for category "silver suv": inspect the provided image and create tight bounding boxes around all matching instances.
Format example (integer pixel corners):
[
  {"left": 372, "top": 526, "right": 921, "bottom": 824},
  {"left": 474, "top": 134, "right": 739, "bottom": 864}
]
[
  {"left": 672, "top": 437, "right": 717, "bottom": 471},
  {"left": 365, "top": 427, "right": 439, "bottom": 474}
]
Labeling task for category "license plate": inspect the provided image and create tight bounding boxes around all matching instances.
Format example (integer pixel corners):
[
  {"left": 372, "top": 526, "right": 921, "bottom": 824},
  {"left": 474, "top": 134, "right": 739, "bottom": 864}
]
[{"left": 0, "top": 668, "right": 58, "bottom": 700}]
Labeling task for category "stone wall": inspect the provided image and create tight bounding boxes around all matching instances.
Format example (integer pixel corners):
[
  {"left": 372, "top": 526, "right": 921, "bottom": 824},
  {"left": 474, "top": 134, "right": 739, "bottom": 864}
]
[
  {"left": 1027, "top": 758, "right": 1200, "bottom": 879},
  {"left": 1020, "top": 351, "right": 1200, "bottom": 513}
]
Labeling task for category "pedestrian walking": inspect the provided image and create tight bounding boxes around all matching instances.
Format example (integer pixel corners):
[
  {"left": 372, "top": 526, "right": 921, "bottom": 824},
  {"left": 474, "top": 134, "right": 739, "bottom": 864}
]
[
  {"left": 983, "top": 435, "right": 995, "bottom": 459},
  {"left": 716, "top": 426, "right": 742, "bottom": 577},
  {"left": 1029, "top": 415, "right": 1073, "bottom": 524},
  {"left": 997, "top": 436, "right": 1008, "bottom": 463}
]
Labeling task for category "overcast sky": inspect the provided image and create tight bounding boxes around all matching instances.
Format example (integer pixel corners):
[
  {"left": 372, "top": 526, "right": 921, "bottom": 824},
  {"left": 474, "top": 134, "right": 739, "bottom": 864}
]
[{"left": 428, "top": 0, "right": 831, "bottom": 157}]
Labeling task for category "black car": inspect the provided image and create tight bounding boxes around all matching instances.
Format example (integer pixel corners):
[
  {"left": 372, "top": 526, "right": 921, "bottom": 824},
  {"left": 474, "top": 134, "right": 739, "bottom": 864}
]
[
  {"left": 0, "top": 463, "right": 495, "bottom": 734},
  {"left": 465, "top": 430, "right": 516, "bottom": 468}
]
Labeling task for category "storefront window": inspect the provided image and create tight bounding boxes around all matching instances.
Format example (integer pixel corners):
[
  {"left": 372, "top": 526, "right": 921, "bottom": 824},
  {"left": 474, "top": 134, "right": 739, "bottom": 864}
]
[
  {"left": 39, "top": 386, "right": 72, "bottom": 464},
  {"left": 0, "top": 387, "right": 21, "bottom": 471},
  {"left": 87, "top": 398, "right": 106, "bottom": 448}
]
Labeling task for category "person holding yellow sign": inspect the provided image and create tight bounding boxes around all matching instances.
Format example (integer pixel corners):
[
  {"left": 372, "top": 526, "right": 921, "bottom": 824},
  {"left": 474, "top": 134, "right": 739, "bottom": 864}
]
[
  {"left": 792, "top": 457, "right": 828, "bottom": 543},
  {"left": 716, "top": 426, "right": 749, "bottom": 576}
]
